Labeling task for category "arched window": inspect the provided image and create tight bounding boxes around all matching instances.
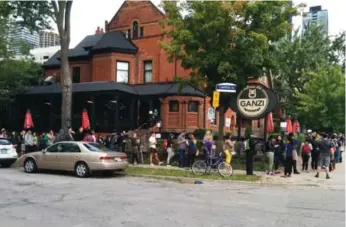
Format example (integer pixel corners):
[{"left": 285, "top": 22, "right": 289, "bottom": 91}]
[{"left": 133, "top": 21, "right": 138, "bottom": 38}]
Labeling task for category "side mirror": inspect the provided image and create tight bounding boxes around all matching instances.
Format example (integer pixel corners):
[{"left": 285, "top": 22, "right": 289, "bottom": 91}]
[{"left": 42, "top": 149, "right": 47, "bottom": 154}]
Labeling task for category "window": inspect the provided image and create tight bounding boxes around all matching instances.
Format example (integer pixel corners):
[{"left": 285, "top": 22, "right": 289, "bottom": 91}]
[
  {"left": 43, "top": 56, "right": 49, "bottom": 60},
  {"left": 116, "top": 61, "right": 129, "bottom": 83},
  {"left": 46, "top": 143, "right": 62, "bottom": 153},
  {"left": 188, "top": 101, "right": 198, "bottom": 112},
  {"left": 132, "top": 21, "right": 138, "bottom": 38},
  {"left": 72, "top": 67, "right": 80, "bottom": 83},
  {"left": 62, "top": 143, "right": 81, "bottom": 153},
  {"left": 0, "top": 139, "right": 11, "bottom": 145},
  {"left": 140, "top": 27, "right": 144, "bottom": 37},
  {"left": 169, "top": 101, "right": 179, "bottom": 112},
  {"left": 144, "top": 61, "right": 152, "bottom": 83},
  {"left": 83, "top": 143, "right": 110, "bottom": 152}
]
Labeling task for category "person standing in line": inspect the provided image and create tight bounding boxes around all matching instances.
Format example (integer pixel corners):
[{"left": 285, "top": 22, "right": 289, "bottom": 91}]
[
  {"left": 66, "top": 127, "right": 75, "bottom": 141},
  {"left": 339, "top": 137, "right": 344, "bottom": 163},
  {"left": 283, "top": 136, "right": 295, "bottom": 177},
  {"left": 177, "top": 131, "right": 188, "bottom": 168},
  {"left": 274, "top": 136, "right": 285, "bottom": 174},
  {"left": 245, "top": 134, "right": 256, "bottom": 175},
  {"left": 187, "top": 133, "right": 197, "bottom": 168},
  {"left": 301, "top": 139, "right": 312, "bottom": 172},
  {"left": 288, "top": 133, "right": 300, "bottom": 174},
  {"left": 130, "top": 132, "right": 140, "bottom": 165},
  {"left": 166, "top": 133, "right": 175, "bottom": 166},
  {"left": 265, "top": 136, "right": 276, "bottom": 175},
  {"left": 203, "top": 130, "right": 213, "bottom": 167},
  {"left": 75, "top": 127, "right": 84, "bottom": 141},
  {"left": 148, "top": 132, "right": 162, "bottom": 166},
  {"left": 315, "top": 134, "right": 332, "bottom": 179},
  {"left": 310, "top": 136, "right": 320, "bottom": 171},
  {"left": 24, "top": 130, "right": 34, "bottom": 154}
]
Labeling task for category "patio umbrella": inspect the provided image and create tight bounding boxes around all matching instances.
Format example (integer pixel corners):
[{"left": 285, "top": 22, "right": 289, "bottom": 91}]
[
  {"left": 266, "top": 112, "right": 274, "bottom": 133},
  {"left": 292, "top": 120, "right": 300, "bottom": 133},
  {"left": 81, "top": 109, "right": 90, "bottom": 130},
  {"left": 24, "top": 109, "right": 34, "bottom": 129},
  {"left": 286, "top": 118, "right": 293, "bottom": 134}
]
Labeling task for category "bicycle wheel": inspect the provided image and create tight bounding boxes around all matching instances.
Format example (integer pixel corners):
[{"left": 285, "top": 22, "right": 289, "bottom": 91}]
[
  {"left": 217, "top": 162, "right": 233, "bottom": 177},
  {"left": 192, "top": 160, "right": 208, "bottom": 176}
]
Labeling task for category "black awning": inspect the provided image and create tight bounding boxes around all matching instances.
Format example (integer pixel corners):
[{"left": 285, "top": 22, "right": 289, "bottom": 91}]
[
  {"left": 19, "top": 82, "right": 205, "bottom": 97},
  {"left": 20, "top": 81, "right": 137, "bottom": 95}
]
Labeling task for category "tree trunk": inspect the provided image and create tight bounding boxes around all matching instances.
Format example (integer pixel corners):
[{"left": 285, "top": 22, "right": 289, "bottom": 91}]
[{"left": 60, "top": 39, "right": 72, "bottom": 129}]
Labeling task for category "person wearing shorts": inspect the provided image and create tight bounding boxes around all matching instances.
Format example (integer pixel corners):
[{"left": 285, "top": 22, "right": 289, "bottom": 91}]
[
  {"left": 148, "top": 132, "right": 162, "bottom": 166},
  {"left": 315, "top": 134, "right": 332, "bottom": 179}
]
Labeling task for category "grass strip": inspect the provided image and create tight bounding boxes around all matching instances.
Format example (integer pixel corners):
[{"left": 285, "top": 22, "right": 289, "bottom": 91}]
[{"left": 125, "top": 166, "right": 260, "bottom": 182}]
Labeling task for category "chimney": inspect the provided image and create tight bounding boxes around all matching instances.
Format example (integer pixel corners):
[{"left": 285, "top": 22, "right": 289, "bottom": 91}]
[
  {"left": 95, "top": 26, "right": 100, "bottom": 34},
  {"left": 104, "top": 20, "right": 109, "bottom": 32},
  {"left": 100, "top": 28, "right": 104, "bottom": 34}
]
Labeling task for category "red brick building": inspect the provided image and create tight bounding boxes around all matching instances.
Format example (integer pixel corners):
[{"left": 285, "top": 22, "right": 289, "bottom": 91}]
[{"left": 19, "top": 0, "right": 274, "bottom": 136}]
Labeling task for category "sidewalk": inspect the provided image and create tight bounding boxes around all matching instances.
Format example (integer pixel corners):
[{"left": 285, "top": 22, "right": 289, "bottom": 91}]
[{"left": 134, "top": 162, "right": 345, "bottom": 189}]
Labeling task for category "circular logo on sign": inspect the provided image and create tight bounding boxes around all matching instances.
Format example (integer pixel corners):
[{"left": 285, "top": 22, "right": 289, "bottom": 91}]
[{"left": 236, "top": 85, "right": 269, "bottom": 119}]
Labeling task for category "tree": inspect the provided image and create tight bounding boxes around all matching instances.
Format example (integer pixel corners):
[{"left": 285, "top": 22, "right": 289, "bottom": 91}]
[
  {"left": 294, "top": 65, "right": 345, "bottom": 133},
  {"left": 0, "top": 59, "right": 43, "bottom": 100},
  {"left": 161, "top": 1, "right": 297, "bottom": 140},
  {"left": 272, "top": 25, "right": 344, "bottom": 115},
  {"left": 9, "top": 1, "right": 73, "bottom": 129}
]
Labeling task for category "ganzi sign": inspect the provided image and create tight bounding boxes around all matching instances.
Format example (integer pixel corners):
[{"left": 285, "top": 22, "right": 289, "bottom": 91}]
[{"left": 236, "top": 84, "right": 270, "bottom": 119}]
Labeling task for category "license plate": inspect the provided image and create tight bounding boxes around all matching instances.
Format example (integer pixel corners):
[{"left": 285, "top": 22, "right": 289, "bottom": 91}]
[
  {"left": 114, "top": 158, "right": 121, "bottom": 162},
  {"left": 1, "top": 149, "right": 7, "bottom": 154}
]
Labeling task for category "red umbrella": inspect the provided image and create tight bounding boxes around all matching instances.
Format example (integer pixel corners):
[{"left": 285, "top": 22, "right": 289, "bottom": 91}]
[
  {"left": 82, "top": 109, "right": 90, "bottom": 130},
  {"left": 286, "top": 118, "right": 293, "bottom": 133},
  {"left": 292, "top": 120, "right": 300, "bottom": 133},
  {"left": 24, "top": 109, "right": 34, "bottom": 129},
  {"left": 266, "top": 112, "right": 274, "bottom": 133}
]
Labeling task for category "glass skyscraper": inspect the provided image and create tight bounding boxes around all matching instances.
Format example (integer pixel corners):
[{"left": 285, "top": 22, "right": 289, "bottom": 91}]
[
  {"left": 9, "top": 20, "right": 40, "bottom": 55},
  {"left": 302, "top": 6, "right": 328, "bottom": 34}
]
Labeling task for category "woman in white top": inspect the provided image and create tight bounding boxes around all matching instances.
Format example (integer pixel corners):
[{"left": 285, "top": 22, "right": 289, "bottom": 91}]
[{"left": 149, "top": 132, "right": 162, "bottom": 166}]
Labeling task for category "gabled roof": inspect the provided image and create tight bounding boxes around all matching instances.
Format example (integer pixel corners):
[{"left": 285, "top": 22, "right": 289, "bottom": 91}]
[
  {"left": 91, "top": 31, "right": 137, "bottom": 54},
  {"left": 44, "top": 32, "right": 137, "bottom": 68}
]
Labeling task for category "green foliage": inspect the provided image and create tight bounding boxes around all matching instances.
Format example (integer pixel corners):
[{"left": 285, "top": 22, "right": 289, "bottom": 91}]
[
  {"left": 161, "top": 1, "right": 297, "bottom": 94},
  {"left": 294, "top": 65, "right": 345, "bottom": 133},
  {"left": 272, "top": 25, "right": 345, "bottom": 114},
  {"left": 0, "top": 59, "right": 43, "bottom": 100}
]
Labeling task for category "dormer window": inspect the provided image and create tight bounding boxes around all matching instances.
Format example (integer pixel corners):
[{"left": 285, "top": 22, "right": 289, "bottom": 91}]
[{"left": 133, "top": 21, "right": 138, "bottom": 38}]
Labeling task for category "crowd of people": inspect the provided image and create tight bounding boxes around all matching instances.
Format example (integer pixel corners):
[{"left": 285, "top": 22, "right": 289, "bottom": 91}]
[
  {"left": 0, "top": 126, "right": 343, "bottom": 179},
  {"left": 263, "top": 133, "right": 344, "bottom": 179}
]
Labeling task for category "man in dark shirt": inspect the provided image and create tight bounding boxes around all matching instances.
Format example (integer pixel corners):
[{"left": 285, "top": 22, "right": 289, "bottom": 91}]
[{"left": 315, "top": 134, "right": 332, "bottom": 179}]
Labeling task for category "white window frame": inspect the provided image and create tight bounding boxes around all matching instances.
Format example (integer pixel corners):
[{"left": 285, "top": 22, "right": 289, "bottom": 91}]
[{"left": 116, "top": 61, "right": 129, "bottom": 83}]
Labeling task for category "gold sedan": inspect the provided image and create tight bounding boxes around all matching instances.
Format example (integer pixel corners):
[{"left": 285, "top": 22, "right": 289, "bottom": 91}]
[{"left": 20, "top": 141, "right": 129, "bottom": 177}]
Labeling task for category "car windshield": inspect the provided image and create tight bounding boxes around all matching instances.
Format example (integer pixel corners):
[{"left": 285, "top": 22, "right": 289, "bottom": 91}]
[
  {"left": 0, "top": 139, "right": 11, "bottom": 146},
  {"left": 83, "top": 143, "right": 110, "bottom": 152}
]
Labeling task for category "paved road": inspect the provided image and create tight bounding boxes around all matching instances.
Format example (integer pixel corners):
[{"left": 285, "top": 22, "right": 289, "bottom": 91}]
[{"left": 0, "top": 168, "right": 344, "bottom": 227}]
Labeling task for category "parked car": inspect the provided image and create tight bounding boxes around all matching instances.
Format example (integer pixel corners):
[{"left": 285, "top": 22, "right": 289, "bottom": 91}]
[
  {"left": 0, "top": 138, "right": 18, "bottom": 168},
  {"left": 20, "top": 141, "right": 128, "bottom": 177}
]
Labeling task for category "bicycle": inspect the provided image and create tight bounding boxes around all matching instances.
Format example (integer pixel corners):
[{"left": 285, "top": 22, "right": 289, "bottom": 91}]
[{"left": 192, "top": 153, "right": 233, "bottom": 177}]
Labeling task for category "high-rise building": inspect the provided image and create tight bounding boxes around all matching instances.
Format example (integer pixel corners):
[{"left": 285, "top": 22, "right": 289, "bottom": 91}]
[
  {"left": 9, "top": 20, "right": 40, "bottom": 56},
  {"left": 39, "top": 31, "right": 60, "bottom": 48},
  {"left": 302, "top": 6, "right": 328, "bottom": 34}
]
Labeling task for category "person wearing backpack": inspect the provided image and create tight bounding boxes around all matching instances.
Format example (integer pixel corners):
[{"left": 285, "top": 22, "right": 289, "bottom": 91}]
[
  {"left": 301, "top": 139, "right": 312, "bottom": 172},
  {"left": 310, "top": 136, "right": 320, "bottom": 171}
]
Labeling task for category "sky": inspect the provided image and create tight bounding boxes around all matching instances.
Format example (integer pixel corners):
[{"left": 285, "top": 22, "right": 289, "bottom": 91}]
[{"left": 67, "top": 0, "right": 346, "bottom": 47}]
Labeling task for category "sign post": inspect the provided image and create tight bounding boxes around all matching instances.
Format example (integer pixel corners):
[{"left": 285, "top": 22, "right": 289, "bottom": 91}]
[{"left": 212, "top": 91, "right": 220, "bottom": 108}]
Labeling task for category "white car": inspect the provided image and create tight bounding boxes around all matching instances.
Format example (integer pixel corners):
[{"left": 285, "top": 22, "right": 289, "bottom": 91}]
[{"left": 0, "top": 138, "right": 18, "bottom": 168}]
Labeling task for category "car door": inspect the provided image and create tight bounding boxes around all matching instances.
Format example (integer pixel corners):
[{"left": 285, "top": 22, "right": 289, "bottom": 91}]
[
  {"left": 40, "top": 143, "right": 61, "bottom": 170},
  {"left": 56, "top": 143, "right": 82, "bottom": 171}
]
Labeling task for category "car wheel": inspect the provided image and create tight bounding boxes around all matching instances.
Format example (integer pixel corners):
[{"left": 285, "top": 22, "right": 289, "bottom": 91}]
[
  {"left": 24, "top": 158, "right": 37, "bottom": 173},
  {"left": 75, "top": 162, "right": 90, "bottom": 178}
]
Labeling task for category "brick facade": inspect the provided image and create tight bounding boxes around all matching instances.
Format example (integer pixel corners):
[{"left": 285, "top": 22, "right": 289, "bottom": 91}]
[{"left": 44, "top": 0, "right": 272, "bottom": 135}]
